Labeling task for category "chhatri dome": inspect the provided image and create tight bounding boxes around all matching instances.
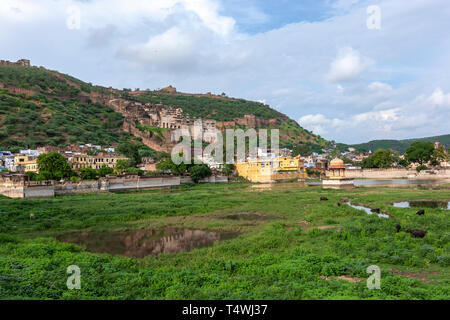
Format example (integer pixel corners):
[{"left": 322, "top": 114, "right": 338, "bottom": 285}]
[
  {"left": 328, "top": 158, "right": 346, "bottom": 179},
  {"left": 329, "top": 158, "right": 345, "bottom": 168},
  {"left": 323, "top": 157, "right": 354, "bottom": 187}
]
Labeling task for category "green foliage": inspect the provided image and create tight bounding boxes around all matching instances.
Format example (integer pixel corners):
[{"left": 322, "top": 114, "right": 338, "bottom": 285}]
[
  {"left": 0, "top": 66, "right": 80, "bottom": 96},
  {"left": 292, "top": 144, "right": 313, "bottom": 157},
  {"left": 0, "top": 185, "right": 449, "bottom": 299},
  {"left": 405, "top": 141, "right": 435, "bottom": 165},
  {"left": 135, "top": 93, "right": 282, "bottom": 121},
  {"left": 0, "top": 90, "right": 123, "bottom": 149},
  {"left": 416, "top": 165, "right": 427, "bottom": 172},
  {"left": 188, "top": 164, "right": 212, "bottom": 183},
  {"left": 116, "top": 141, "right": 140, "bottom": 166},
  {"left": 25, "top": 171, "right": 38, "bottom": 181},
  {"left": 79, "top": 167, "right": 98, "bottom": 180},
  {"left": 135, "top": 123, "right": 165, "bottom": 140},
  {"left": 37, "top": 152, "right": 74, "bottom": 180},
  {"left": 347, "top": 134, "right": 450, "bottom": 154},
  {"left": 97, "top": 165, "right": 114, "bottom": 177},
  {"left": 156, "top": 157, "right": 189, "bottom": 175},
  {"left": 219, "top": 163, "right": 234, "bottom": 176},
  {"left": 360, "top": 149, "right": 400, "bottom": 168},
  {"left": 114, "top": 159, "right": 134, "bottom": 174}
]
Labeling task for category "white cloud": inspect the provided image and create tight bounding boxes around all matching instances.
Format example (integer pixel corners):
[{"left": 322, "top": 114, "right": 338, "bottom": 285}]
[
  {"left": 326, "top": 47, "right": 373, "bottom": 83},
  {"left": 1, "top": 0, "right": 449, "bottom": 143},
  {"left": 298, "top": 114, "right": 347, "bottom": 136},
  {"left": 368, "top": 81, "right": 392, "bottom": 92},
  {"left": 428, "top": 87, "right": 450, "bottom": 108}
]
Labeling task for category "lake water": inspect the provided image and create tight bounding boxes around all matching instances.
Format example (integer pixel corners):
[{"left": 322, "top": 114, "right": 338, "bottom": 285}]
[
  {"left": 346, "top": 202, "right": 390, "bottom": 219},
  {"left": 57, "top": 228, "right": 238, "bottom": 258},
  {"left": 393, "top": 201, "right": 450, "bottom": 209},
  {"left": 307, "top": 179, "right": 446, "bottom": 187}
]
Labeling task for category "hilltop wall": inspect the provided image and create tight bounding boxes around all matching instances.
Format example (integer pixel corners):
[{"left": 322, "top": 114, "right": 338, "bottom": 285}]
[{"left": 0, "top": 59, "right": 30, "bottom": 67}]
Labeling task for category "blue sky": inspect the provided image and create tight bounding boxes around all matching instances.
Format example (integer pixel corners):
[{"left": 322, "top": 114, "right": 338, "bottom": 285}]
[{"left": 1, "top": 0, "right": 449, "bottom": 144}]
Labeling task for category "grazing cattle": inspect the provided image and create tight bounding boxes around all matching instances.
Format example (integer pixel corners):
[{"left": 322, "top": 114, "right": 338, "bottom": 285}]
[
  {"left": 29, "top": 213, "right": 36, "bottom": 220},
  {"left": 337, "top": 202, "right": 341, "bottom": 207},
  {"left": 370, "top": 208, "right": 380, "bottom": 213},
  {"left": 396, "top": 224, "right": 401, "bottom": 233},
  {"left": 406, "top": 229, "right": 427, "bottom": 238},
  {"left": 320, "top": 197, "right": 328, "bottom": 201},
  {"left": 416, "top": 209, "right": 425, "bottom": 216}
]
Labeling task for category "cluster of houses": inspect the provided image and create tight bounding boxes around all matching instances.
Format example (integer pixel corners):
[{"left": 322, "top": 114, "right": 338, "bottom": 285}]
[{"left": 0, "top": 146, "right": 129, "bottom": 174}]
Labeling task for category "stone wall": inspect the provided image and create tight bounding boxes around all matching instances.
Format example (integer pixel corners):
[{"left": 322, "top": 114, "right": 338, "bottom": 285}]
[
  {"left": 105, "top": 175, "right": 181, "bottom": 191},
  {"left": 54, "top": 180, "right": 100, "bottom": 195},
  {"left": 346, "top": 168, "right": 450, "bottom": 179}
]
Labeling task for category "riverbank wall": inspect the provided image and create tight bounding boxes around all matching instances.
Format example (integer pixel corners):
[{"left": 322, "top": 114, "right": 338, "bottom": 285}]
[
  {"left": 0, "top": 174, "right": 229, "bottom": 199},
  {"left": 346, "top": 168, "right": 450, "bottom": 179}
]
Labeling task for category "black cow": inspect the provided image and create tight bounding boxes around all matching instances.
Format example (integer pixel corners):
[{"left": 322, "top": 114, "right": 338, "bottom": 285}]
[
  {"left": 395, "top": 224, "right": 401, "bottom": 233},
  {"left": 320, "top": 197, "right": 328, "bottom": 201},
  {"left": 416, "top": 209, "right": 425, "bottom": 216},
  {"left": 406, "top": 229, "right": 427, "bottom": 238},
  {"left": 337, "top": 202, "right": 341, "bottom": 207},
  {"left": 370, "top": 208, "right": 380, "bottom": 214}
]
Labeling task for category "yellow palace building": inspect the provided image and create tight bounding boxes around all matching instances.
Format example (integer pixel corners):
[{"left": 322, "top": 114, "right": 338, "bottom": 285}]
[
  {"left": 13, "top": 155, "right": 39, "bottom": 173},
  {"left": 235, "top": 156, "right": 307, "bottom": 183}
]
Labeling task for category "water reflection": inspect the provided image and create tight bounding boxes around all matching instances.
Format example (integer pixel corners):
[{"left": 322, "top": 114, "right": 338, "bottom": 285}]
[
  {"left": 346, "top": 202, "right": 390, "bottom": 219},
  {"left": 58, "top": 228, "right": 238, "bottom": 258},
  {"left": 393, "top": 201, "right": 450, "bottom": 209}
]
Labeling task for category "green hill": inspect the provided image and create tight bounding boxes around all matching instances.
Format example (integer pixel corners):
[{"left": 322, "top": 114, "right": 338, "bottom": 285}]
[
  {"left": 348, "top": 134, "right": 450, "bottom": 153},
  {"left": 0, "top": 89, "right": 124, "bottom": 151},
  {"left": 0, "top": 64, "right": 327, "bottom": 152}
]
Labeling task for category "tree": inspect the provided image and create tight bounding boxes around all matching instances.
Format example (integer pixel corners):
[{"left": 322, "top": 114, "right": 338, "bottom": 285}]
[
  {"left": 156, "top": 157, "right": 188, "bottom": 175},
  {"left": 220, "top": 163, "right": 234, "bottom": 176},
  {"left": 398, "top": 158, "right": 410, "bottom": 168},
  {"left": 405, "top": 141, "right": 435, "bottom": 165},
  {"left": 97, "top": 164, "right": 114, "bottom": 177},
  {"left": 188, "top": 164, "right": 212, "bottom": 183},
  {"left": 37, "top": 152, "right": 74, "bottom": 180},
  {"left": 116, "top": 141, "right": 141, "bottom": 166},
  {"left": 372, "top": 149, "right": 395, "bottom": 168},
  {"left": 292, "top": 144, "right": 312, "bottom": 157},
  {"left": 25, "top": 171, "right": 38, "bottom": 181},
  {"left": 115, "top": 159, "right": 134, "bottom": 174},
  {"left": 430, "top": 145, "right": 448, "bottom": 166},
  {"left": 359, "top": 149, "right": 397, "bottom": 168},
  {"left": 79, "top": 167, "right": 98, "bottom": 180}
]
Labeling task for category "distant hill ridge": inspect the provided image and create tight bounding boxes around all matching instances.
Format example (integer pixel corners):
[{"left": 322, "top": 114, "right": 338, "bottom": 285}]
[{"left": 348, "top": 134, "right": 450, "bottom": 153}]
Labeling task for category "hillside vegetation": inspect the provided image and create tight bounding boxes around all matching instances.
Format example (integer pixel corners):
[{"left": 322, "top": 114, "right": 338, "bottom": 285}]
[
  {"left": 0, "top": 89, "right": 123, "bottom": 151},
  {"left": 0, "top": 64, "right": 327, "bottom": 151}
]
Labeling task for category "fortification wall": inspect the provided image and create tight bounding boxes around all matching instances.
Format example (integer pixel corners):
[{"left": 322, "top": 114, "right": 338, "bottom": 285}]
[{"left": 54, "top": 180, "right": 100, "bottom": 195}]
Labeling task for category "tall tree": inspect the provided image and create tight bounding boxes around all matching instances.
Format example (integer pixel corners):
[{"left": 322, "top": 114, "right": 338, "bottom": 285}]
[
  {"left": 116, "top": 141, "right": 141, "bottom": 166},
  {"left": 405, "top": 141, "right": 435, "bottom": 165},
  {"left": 37, "top": 152, "right": 74, "bottom": 179}
]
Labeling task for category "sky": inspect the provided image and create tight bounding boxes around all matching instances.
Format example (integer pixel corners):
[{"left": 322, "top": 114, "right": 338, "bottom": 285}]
[{"left": 1, "top": 0, "right": 449, "bottom": 144}]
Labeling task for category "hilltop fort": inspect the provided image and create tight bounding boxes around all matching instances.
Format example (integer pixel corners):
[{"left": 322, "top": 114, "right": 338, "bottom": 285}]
[{"left": 0, "top": 59, "right": 31, "bottom": 67}]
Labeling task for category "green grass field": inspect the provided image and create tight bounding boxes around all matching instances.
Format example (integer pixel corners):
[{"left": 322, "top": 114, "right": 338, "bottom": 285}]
[{"left": 0, "top": 183, "right": 449, "bottom": 299}]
